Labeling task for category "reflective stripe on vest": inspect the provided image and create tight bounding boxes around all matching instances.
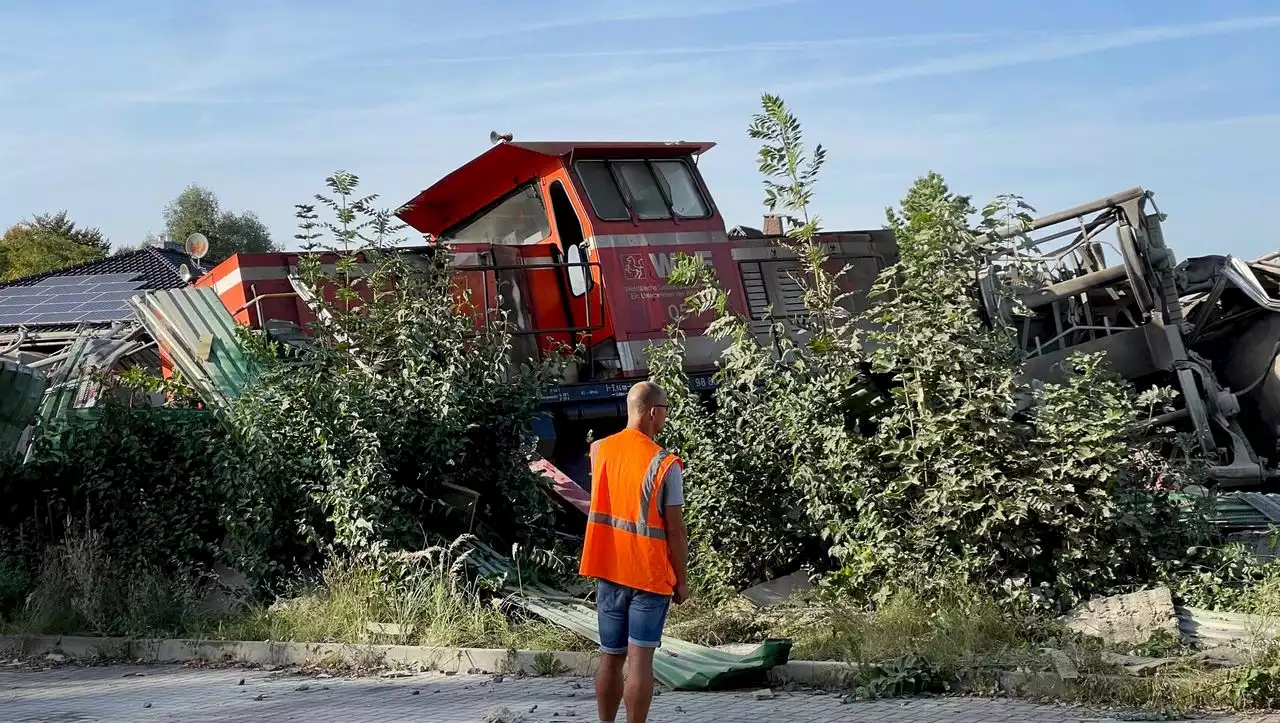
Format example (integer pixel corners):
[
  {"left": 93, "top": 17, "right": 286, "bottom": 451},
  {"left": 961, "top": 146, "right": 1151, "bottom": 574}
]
[{"left": 586, "top": 448, "right": 671, "bottom": 540}]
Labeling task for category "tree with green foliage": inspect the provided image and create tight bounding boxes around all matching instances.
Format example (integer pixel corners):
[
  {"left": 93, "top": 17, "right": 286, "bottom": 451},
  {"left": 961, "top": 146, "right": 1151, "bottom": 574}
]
[
  {"left": 28, "top": 211, "right": 110, "bottom": 254},
  {"left": 0, "top": 214, "right": 109, "bottom": 282},
  {"left": 648, "top": 93, "right": 880, "bottom": 590},
  {"left": 650, "top": 92, "right": 1210, "bottom": 610},
  {"left": 163, "top": 184, "right": 276, "bottom": 263}
]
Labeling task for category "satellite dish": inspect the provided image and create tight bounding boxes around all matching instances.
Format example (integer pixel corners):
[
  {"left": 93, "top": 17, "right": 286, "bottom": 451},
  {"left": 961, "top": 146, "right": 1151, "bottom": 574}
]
[
  {"left": 177, "top": 264, "right": 193, "bottom": 283},
  {"left": 489, "top": 131, "right": 513, "bottom": 145},
  {"left": 184, "top": 232, "right": 209, "bottom": 261}
]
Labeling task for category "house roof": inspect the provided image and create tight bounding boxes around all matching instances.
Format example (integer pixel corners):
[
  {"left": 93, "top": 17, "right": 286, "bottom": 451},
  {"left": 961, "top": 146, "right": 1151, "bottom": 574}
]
[{"left": 0, "top": 247, "right": 201, "bottom": 330}]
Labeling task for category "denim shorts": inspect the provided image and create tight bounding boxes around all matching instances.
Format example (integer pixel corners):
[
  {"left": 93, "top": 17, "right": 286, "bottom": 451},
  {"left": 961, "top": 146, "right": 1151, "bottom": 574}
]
[{"left": 596, "top": 579, "right": 672, "bottom": 655}]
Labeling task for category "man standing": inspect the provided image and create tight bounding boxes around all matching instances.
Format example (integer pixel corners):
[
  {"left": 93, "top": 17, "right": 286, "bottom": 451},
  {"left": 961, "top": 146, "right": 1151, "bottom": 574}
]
[{"left": 579, "top": 381, "right": 690, "bottom": 723}]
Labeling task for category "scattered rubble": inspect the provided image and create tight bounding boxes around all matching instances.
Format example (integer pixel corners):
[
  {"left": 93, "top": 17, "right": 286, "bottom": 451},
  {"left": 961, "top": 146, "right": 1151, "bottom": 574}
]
[
  {"left": 482, "top": 707, "right": 525, "bottom": 723},
  {"left": 739, "top": 571, "right": 813, "bottom": 608},
  {"left": 1062, "top": 588, "right": 1180, "bottom": 646},
  {"left": 1100, "top": 652, "right": 1180, "bottom": 676},
  {"left": 1041, "top": 648, "right": 1079, "bottom": 680}
]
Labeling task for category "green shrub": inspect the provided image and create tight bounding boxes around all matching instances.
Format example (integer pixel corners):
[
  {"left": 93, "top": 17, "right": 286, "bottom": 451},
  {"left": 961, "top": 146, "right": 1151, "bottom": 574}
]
[
  {"left": 224, "top": 172, "right": 568, "bottom": 581},
  {"left": 651, "top": 92, "right": 1211, "bottom": 611}
]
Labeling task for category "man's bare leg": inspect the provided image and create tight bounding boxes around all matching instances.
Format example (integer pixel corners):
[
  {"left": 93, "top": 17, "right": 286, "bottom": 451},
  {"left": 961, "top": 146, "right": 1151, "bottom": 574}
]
[
  {"left": 623, "top": 644, "right": 657, "bottom": 723},
  {"left": 595, "top": 652, "right": 626, "bottom": 722}
]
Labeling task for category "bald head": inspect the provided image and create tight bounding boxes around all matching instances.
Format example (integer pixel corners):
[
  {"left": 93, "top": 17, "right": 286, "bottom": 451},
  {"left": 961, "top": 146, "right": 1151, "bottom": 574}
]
[{"left": 626, "top": 381, "right": 669, "bottom": 435}]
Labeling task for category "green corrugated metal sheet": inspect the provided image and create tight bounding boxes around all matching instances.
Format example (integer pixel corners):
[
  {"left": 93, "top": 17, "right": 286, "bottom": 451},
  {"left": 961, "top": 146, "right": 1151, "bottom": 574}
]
[
  {"left": 129, "top": 287, "right": 260, "bottom": 409},
  {"left": 36, "top": 334, "right": 141, "bottom": 422},
  {"left": 1208, "top": 492, "right": 1280, "bottom": 531},
  {"left": 518, "top": 595, "right": 792, "bottom": 691},
  {"left": 467, "top": 542, "right": 792, "bottom": 691},
  {"left": 37, "top": 334, "right": 93, "bottom": 422},
  {"left": 0, "top": 360, "right": 47, "bottom": 453}
]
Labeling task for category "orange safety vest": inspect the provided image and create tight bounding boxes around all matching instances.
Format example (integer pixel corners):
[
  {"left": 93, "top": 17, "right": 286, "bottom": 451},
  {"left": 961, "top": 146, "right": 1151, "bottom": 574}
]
[{"left": 578, "top": 428, "right": 683, "bottom": 596}]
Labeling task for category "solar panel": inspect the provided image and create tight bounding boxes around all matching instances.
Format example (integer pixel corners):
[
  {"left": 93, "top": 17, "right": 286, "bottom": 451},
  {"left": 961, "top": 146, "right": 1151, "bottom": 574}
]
[
  {"left": 34, "top": 273, "right": 141, "bottom": 286},
  {"left": 84, "top": 281, "right": 149, "bottom": 294},
  {"left": 77, "top": 300, "right": 131, "bottom": 313},
  {"left": 24, "top": 302, "right": 83, "bottom": 313},
  {"left": 26, "top": 312, "right": 82, "bottom": 324},
  {"left": 0, "top": 272, "right": 149, "bottom": 325},
  {"left": 98, "top": 291, "right": 140, "bottom": 303}
]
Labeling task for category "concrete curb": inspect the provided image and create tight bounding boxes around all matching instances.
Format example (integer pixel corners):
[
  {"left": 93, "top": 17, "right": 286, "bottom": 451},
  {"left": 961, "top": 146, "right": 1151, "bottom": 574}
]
[
  {"left": 0, "top": 634, "right": 1066, "bottom": 695},
  {"left": 0, "top": 635, "right": 599, "bottom": 678},
  {"left": 768, "top": 659, "right": 858, "bottom": 686},
  {"left": 765, "top": 659, "right": 1067, "bottom": 697}
]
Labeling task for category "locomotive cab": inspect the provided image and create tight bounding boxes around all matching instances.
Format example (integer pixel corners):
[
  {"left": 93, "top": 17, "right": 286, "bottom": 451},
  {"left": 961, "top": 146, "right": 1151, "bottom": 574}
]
[{"left": 395, "top": 140, "right": 738, "bottom": 386}]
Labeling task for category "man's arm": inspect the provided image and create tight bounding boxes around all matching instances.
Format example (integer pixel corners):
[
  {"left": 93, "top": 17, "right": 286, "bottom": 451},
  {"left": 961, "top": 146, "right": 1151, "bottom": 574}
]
[
  {"left": 661, "top": 464, "right": 690, "bottom": 603},
  {"left": 664, "top": 504, "right": 689, "bottom": 603},
  {"left": 588, "top": 440, "right": 600, "bottom": 487}
]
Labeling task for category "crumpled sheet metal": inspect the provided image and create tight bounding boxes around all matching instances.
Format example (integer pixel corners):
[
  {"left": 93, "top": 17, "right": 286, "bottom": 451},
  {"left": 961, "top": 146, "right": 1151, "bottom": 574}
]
[
  {"left": 529, "top": 459, "right": 590, "bottom": 515},
  {"left": 0, "top": 359, "right": 46, "bottom": 454},
  {"left": 517, "top": 595, "right": 792, "bottom": 691},
  {"left": 1224, "top": 257, "right": 1280, "bottom": 312},
  {"left": 465, "top": 542, "right": 792, "bottom": 691},
  {"left": 1178, "top": 605, "right": 1280, "bottom": 648},
  {"left": 37, "top": 332, "right": 140, "bottom": 422},
  {"left": 129, "top": 287, "right": 259, "bottom": 409}
]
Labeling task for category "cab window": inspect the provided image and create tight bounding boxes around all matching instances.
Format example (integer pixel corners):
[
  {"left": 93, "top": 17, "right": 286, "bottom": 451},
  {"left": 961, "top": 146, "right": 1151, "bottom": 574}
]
[
  {"left": 440, "top": 184, "right": 551, "bottom": 245},
  {"left": 574, "top": 159, "right": 711, "bottom": 222}
]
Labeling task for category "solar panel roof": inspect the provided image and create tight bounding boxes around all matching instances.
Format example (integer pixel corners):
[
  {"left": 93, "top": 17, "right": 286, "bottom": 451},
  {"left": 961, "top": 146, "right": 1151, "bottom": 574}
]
[
  {"left": 0, "top": 273, "right": 149, "bottom": 325},
  {"left": 0, "top": 246, "right": 201, "bottom": 329}
]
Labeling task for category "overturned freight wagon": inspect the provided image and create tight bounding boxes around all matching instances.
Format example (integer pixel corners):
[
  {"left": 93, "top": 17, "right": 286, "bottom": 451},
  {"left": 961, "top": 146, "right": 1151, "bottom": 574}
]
[{"left": 979, "top": 187, "right": 1280, "bottom": 487}]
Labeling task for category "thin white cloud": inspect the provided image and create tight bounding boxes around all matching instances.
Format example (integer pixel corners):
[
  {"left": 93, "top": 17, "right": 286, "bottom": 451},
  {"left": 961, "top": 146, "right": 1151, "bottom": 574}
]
[
  {"left": 382, "top": 32, "right": 1001, "bottom": 65},
  {"left": 783, "top": 14, "right": 1280, "bottom": 92},
  {"left": 401, "top": 0, "right": 805, "bottom": 43}
]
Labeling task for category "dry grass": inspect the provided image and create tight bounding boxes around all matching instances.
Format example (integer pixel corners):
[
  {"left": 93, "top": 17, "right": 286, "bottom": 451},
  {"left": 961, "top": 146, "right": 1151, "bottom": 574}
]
[
  {"left": 201, "top": 560, "right": 587, "bottom": 651},
  {"left": 9, "top": 525, "right": 206, "bottom": 638},
  {"left": 6, "top": 530, "right": 586, "bottom": 653}
]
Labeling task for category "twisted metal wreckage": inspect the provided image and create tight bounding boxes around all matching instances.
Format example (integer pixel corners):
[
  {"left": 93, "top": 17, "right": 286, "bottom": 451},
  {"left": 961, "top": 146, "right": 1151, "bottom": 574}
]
[
  {"left": 981, "top": 187, "right": 1280, "bottom": 488},
  {"left": 4, "top": 186, "right": 1280, "bottom": 687}
]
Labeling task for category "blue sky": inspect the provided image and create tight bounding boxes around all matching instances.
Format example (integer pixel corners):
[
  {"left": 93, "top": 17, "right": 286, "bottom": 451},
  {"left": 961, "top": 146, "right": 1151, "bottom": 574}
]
[{"left": 1, "top": 0, "right": 1278, "bottom": 260}]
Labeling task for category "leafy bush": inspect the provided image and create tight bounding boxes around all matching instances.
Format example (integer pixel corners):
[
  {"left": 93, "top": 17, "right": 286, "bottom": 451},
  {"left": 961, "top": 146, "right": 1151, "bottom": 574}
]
[
  {"left": 2, "top": 406, "right": 236, "bottom": 579},
  {"left": 651, "top": 93, "right": 1211, "bottom": 610},
  {"left": 224, "top": 171, "right": 567, "bottom": 580},
  {"left": 1, "top": 170, "right": 571, "bottom": 624}
]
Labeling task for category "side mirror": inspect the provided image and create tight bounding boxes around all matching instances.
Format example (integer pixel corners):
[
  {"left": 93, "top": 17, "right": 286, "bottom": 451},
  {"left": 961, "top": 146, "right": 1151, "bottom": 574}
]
[{"left": 566, "top": 244, "right": 592, "bottom": 297}]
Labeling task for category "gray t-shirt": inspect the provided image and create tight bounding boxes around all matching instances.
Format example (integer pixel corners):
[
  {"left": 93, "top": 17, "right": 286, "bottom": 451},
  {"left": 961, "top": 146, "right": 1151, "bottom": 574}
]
[
  {"left": 590, "top": 442, "right": 684, "bottom": 507},
  {"left": 660, "top": 463, "right": 684, "bottom": 508}
]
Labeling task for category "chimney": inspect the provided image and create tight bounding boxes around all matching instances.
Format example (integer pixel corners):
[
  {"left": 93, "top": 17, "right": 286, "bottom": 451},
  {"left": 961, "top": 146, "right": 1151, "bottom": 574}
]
[
  {"left": 762, "top": 214, "right": 784, "bottom": 236},
  {"left": 149, "top": 234, "right": 184, "bottom": 251}
]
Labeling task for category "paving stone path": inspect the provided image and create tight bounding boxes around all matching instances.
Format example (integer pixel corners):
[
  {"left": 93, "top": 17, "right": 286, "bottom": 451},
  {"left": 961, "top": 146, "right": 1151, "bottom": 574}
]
[{"left": 4, "top": 663, "right": 1280, "bottom": 722}]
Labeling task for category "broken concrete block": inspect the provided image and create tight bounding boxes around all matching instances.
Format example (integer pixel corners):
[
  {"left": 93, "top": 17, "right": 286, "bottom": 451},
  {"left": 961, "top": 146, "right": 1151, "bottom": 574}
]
[
  {"left": 740, "top": 571, "right": 814, "bottom": 608},
  {"left": 365, "top": 622, "right": 408, "bottom": 637},
  {"left": 752, "top": 688, "right": 777, "bottom": 701},
  {"left": 483, "top": 707, "right": 525, "bottom": 723},
  {"left": 996, "top": 670, "right": 1066, "bottom": 699},
  {"left": 1041, "top": 648, "right": 1079, "bottom": 680},
  {"left": 1193, "top": 646, "right": 1251, "bottom": 668},
  {"left": 1100, "top": 652, "right": 1178, "bottom": 676},
  {"left": 1061, "top": 587, "right": 1179, "bottom": 646}
]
